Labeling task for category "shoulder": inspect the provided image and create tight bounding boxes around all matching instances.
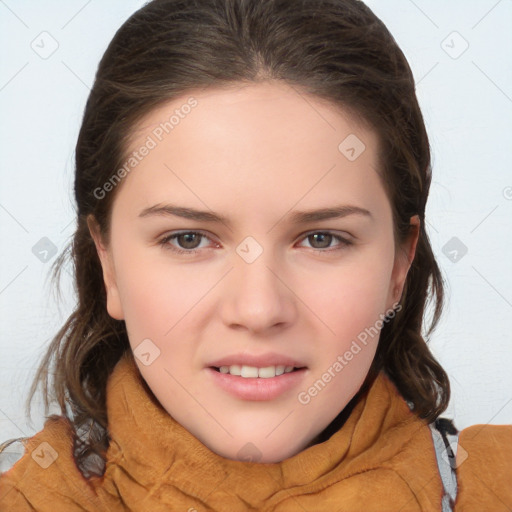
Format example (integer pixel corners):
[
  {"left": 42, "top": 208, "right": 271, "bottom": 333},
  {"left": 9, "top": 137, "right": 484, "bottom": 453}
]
[
  {"left": 0, "top": 416, "right": 102, "bottom": 511},
  {"left": 454, "top": 423, "right": 512, "bottom": 511}
]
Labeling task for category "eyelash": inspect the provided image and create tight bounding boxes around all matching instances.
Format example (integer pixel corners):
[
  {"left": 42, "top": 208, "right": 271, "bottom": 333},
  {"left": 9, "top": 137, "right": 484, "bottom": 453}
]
[{"left": 157, "top": 230, "right": 353, "bottom": 256}]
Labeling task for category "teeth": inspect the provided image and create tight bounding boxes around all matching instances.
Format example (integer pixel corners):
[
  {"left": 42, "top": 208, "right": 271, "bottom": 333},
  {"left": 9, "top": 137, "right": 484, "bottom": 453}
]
[{"left": 218, "top": 364, "right": 297, "bottom": 378}]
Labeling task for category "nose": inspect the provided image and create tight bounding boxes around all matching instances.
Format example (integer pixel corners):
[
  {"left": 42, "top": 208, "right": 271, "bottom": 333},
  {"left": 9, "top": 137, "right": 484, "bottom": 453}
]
[{"left": 220, "top": 246, "right": 297, "bottom": 334}]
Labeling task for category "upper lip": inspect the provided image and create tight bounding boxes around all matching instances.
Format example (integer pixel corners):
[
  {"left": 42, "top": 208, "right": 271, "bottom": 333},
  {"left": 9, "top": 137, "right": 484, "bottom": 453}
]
[{"left": 207, "top": 352, "right": 307, "bottom": 369}]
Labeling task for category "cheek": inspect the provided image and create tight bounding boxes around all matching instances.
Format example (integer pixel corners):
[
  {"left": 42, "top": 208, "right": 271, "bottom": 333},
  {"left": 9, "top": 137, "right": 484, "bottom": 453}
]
[
  {"left": 300, "top": 250, "right": 393, "bottom": 334},
  {"left": 297, "top": 249, "right": 394, "bottom": 396},
  {"left": 298, "top": 261, "right": 391, "bottom": 411},
  {"left": 113, "top": 248, "right": 200, "bottom": 346}
]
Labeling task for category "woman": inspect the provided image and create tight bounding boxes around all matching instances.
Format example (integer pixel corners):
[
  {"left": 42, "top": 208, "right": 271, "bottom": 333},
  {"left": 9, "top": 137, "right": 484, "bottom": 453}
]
[{"left": 1, "top": 0, "right": 510, "bottom": 510}]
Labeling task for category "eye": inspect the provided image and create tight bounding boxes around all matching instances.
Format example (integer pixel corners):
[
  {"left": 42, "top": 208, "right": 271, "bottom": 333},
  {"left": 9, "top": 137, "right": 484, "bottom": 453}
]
[
  {"left": 158, "top": 231, "right": 216, "bottom": 255},
  {"left": 158, "top": 230, "right": 353, "bottom": 256},
  {"left": 297, "top": 231, "right": 353, "bottom": 253}
]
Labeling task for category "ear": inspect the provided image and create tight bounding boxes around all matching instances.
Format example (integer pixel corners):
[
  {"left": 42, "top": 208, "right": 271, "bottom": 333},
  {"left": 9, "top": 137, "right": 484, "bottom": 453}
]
[
  {"left": 386, "top": 214, "right": 420, "bottom": 310},
  {"left": 86, "top": 214, "right": 125, "bottom": 320}
]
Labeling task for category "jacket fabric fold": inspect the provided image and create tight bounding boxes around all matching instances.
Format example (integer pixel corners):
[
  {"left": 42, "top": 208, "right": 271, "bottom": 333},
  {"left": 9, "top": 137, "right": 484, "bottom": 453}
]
[{"left": 1, "top": 351, "right": 511, "bottom": 511}]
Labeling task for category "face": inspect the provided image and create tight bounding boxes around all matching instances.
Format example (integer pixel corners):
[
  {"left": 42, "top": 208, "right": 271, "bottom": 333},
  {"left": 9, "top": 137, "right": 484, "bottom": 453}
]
[{"left": 89, "top": 81, "right": 419, "bottom": 463}]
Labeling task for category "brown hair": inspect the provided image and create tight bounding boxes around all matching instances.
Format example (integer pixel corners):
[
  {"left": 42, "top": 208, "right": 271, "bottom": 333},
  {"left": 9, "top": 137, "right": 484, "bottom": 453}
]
[{"left": 1, "top": 0, "right": 451, "bottom": 477}]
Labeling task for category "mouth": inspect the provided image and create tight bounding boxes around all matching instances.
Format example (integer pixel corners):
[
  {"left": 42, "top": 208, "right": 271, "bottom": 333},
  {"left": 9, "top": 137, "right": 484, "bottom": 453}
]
[
  {"left": 209, "top": 365, "right": 306, "bottom": 378},
  {"left": 206, "top": 365, "right": 308, "bottom": 401}
]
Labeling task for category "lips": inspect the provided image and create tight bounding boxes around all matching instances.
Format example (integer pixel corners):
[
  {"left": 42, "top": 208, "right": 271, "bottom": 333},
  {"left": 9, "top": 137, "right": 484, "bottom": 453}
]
[
  {"left": 206, "top": 366, "right": 308, "bottom": 400},
  {"left": 207, "top": 351, "right": 307, "bottom": 369}
]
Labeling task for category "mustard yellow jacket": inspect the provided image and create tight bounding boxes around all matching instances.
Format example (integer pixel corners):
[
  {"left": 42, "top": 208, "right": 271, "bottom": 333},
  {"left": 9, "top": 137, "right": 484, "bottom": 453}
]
[{"left": 1, "top": 352, "right": 511, "bottom": 511}]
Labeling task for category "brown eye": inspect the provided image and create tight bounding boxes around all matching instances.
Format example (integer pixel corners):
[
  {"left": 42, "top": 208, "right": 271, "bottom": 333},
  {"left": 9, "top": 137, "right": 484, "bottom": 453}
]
[
  {"left": 159, "top": 231, "right": 214, "bottom": 255},
  {"left": 298, "top": 231, "right": 352, "bottom": 252},
  {"left": 176, "top": 232, "right": 202, "bottom": 249},
  {"left": 308, "top": 233, "right": 333, "bottom": 249}
]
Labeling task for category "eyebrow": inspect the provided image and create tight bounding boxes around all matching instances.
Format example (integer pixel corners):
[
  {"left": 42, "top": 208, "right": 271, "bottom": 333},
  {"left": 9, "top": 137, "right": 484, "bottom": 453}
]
[{"left": 138, "top": 203, "right": 373, "bottom": 226}]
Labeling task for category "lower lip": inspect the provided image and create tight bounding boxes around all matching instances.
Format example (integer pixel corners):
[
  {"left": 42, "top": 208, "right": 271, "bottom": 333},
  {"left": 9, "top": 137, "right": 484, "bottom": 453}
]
[{"left": 206, "top": 367, "right": 308, "bottom": 401}]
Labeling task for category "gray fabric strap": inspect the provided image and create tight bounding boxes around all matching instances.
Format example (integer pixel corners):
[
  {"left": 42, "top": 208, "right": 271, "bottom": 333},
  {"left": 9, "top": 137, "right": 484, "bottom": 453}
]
[
  {"left": 429, "top": 422, "right": 458, "bottom": 511},
  {"left": 0, "top": 440, "right": 26, "bottom": 474}
]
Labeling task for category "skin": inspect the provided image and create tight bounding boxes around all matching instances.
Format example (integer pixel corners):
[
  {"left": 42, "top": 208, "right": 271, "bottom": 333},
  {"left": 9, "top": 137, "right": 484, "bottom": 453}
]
[{"left": 88, "top": 81, "right": 419, "bottom": 463}]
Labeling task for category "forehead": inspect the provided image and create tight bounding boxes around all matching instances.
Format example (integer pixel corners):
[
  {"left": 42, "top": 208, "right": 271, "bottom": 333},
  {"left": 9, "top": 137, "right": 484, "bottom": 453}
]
[
  {"left": 114, "top": 81, "right": 388, "bottom": 226},
  {"left": 131, "top": 81, "right": 376, "bottom": 148}
]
